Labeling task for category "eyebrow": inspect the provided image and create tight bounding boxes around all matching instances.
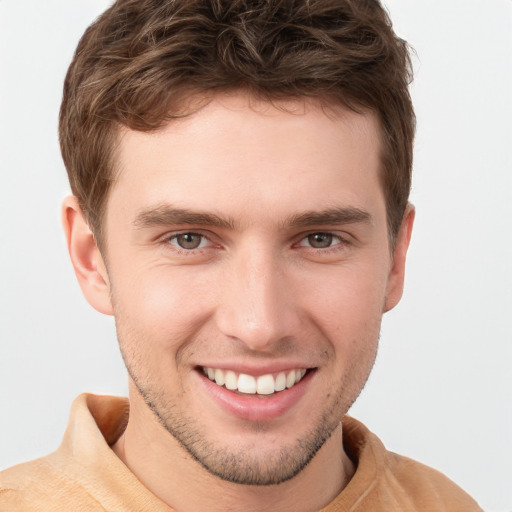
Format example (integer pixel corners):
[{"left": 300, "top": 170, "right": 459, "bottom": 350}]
[
  {"left": 133, "top": 205, "right": 236, "bottom": 230},
  {"left": 286, "top": 207, "right": 372, "bottom": 228},
  {"left": 133, "top": 204, "right": 372, "bottom": 230}
]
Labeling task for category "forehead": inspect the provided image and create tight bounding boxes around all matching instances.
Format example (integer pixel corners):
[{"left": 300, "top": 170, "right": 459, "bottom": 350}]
[{"left": 109, "top": 93, "right": 384, "bottom": 227}]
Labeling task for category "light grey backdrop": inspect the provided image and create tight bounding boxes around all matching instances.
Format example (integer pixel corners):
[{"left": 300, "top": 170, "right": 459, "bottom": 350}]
[{"left": 1, "top": 2, "right": 511, "bottom": 511}]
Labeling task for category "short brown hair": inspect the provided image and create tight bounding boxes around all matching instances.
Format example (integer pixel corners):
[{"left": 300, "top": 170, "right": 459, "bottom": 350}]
[{"left": 59, "top": 0, "right": 415, "bottom": 244}]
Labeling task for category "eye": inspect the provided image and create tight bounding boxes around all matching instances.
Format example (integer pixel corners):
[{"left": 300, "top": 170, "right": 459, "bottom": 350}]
[
  {"left": 169, "top": 232, "right": 209, "bottom": 250},
  {"left": 299, "top": 232, "right": 342, "bottom": 249}
]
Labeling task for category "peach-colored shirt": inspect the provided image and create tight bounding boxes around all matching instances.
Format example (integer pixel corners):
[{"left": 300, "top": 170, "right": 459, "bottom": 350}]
[{"left": 0, "top": 394, "right": 482, "bottom": 511}]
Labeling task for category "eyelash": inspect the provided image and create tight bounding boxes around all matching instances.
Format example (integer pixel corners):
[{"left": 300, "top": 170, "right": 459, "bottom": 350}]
[
  {"left": 297, "top": 232, "right": 345, "bottom": 250},
  {"left": 162, "top": 230, "right": 349, "bottom": 254},
  {"left": 166, "top": 231, "right": 213, "bottom": 252}
]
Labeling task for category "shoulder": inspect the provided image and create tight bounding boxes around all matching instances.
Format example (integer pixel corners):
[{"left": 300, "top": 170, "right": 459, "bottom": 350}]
[
  {"left": 0, "top": 455, "right": 105, "bottom": 512},
  {"left": 339, "top": 417, "right": 483, "bottom": 512},
  {"left": 382, "top": 451, "right": 483, "bottom": 511}
]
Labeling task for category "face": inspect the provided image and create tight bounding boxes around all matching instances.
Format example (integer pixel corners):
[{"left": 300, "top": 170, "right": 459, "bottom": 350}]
[{"left": 91, "top": 94, "right": 409, "bottom": 485}]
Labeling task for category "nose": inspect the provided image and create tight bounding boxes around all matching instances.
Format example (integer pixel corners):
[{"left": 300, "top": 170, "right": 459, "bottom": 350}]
[{"left": 215, "top": 245, "right": 300, "bottom": 352}]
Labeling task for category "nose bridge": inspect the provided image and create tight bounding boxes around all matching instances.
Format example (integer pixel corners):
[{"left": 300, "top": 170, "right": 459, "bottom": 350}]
[{"left": 216, "top": 241, "right": 297, "bottom": 350}]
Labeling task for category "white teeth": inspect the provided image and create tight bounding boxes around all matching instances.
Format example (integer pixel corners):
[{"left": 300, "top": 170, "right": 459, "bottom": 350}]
[
  {"left": 286, "top": 370, "right": 296, "bottom": 388},
  {"left": 237, "top": 373, "right": 256, "bottom": 394},
  {"left": 202, "top": 367, "right": 308, "bottom": 395},
  {"left": 214, "top": 368, "right": 225, "bottom": 386},
  {"left": 224, "top": 370, "right": 238, "bottom": 390},
  {"left": 256, "top": 374, "right": 275, "bottom": 395},
  {"left": 275, "top": 372, "right": 286, "bottom": 392}
]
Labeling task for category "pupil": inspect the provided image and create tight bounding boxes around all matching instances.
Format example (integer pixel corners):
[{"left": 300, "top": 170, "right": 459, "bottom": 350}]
[
  {"left": 178, "top": 233, "right": 201, "bottom": 249},
  {"left": 309, "top": 233, "right": 332, "bottom": 248}
]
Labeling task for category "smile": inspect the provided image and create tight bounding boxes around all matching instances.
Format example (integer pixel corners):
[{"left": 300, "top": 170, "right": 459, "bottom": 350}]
[{"left": 201, "top": 367, "right": 308, "bottom": 395}]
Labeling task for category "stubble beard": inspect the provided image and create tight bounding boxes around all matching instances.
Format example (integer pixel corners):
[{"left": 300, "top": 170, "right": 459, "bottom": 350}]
[
  {"left": 112, "top": 294, "right": 380, "bottom": 486},
  {"left": 130, "top": 372, "right": 345, "bottom": 486},
  {"left": 120, "top": 347, "right": 376, "bottom": 487}
]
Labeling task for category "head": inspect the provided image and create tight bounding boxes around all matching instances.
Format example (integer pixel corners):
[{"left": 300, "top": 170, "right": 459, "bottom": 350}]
[
  {"left": 60, "top": 0, "right": 414, "bottom": 248},
  {"left": 61, "top": 0, "right": 415, "bottom": 491}
]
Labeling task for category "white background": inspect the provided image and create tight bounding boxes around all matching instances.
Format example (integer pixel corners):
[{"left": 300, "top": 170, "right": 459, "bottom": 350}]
[{"left": 0, "top": 1, "right": 511, "bottom": 511}]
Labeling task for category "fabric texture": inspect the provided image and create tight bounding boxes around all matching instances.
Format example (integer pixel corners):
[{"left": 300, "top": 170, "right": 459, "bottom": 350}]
[{"left": 0, "top": 394, "right": 482, "bottom": 511}]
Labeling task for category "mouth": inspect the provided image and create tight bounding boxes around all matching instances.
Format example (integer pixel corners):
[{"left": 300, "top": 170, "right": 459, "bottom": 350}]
[{"left": 200, "top": 366, "right": 310, "bottom": 395}]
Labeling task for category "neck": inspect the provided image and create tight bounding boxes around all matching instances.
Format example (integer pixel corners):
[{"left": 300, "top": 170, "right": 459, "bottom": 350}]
[{"left": 112, "top": 390, "right": 354, "bottom": 512}]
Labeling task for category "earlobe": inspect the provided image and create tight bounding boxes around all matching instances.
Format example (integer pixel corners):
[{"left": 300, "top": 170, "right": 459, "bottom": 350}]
[
  {"left": 62, "top": 196, "right": 113, "bottom": 315},
  {"left": 384, "top": 204, "right": 415, "bottom": 313}
]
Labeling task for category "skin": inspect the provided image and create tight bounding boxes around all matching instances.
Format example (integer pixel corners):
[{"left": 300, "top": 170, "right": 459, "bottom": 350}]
[{"left": 63, "top": 93, "right": 414, "bottom": 512}]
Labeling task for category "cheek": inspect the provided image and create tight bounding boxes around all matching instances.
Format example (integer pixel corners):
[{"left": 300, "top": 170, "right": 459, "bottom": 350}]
[
  {"left": 304, "top": 264, "right": 389, "bottom": 325},
  {"left": 300, "top": 264, "right": 387, "bottom": 363},
  {"left": 112, "top": 265, "right": 218, "bottom": 348}
]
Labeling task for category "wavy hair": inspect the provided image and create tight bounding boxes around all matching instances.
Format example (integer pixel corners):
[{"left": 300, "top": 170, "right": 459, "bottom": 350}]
[{"left": 59, "top": 0, "right": 415, "bottom": 244}]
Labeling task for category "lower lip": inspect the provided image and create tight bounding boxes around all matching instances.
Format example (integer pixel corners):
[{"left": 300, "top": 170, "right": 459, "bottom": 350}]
[{"left": 197, "top": 370, "right": 314, "bottom": 422}]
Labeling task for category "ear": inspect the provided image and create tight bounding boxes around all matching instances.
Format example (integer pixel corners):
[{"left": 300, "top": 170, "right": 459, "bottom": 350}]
[
  {"left": 384, "top": 204, "right": 415, "bottom": 313},
  {"left": 62, "top": 196, "right": 113, "bottom": 315}
]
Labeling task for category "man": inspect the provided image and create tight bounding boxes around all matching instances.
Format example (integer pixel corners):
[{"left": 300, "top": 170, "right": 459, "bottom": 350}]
[{"left": 0, "top": 0, "right": 483, "bottom": 510}]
